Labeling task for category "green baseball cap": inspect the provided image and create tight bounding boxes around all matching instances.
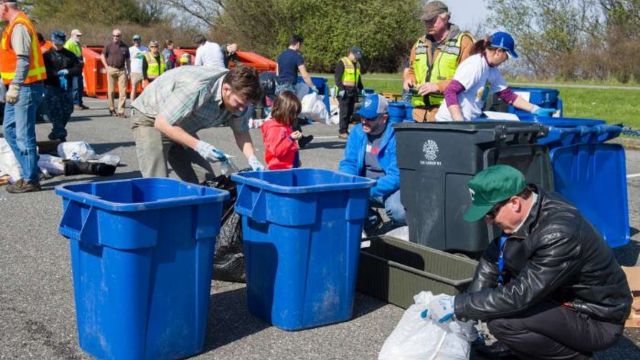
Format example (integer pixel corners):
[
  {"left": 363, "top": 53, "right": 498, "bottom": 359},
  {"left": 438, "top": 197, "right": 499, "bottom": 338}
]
[{"left": 463, "top": 165, "right": 526, "bottom": 222}]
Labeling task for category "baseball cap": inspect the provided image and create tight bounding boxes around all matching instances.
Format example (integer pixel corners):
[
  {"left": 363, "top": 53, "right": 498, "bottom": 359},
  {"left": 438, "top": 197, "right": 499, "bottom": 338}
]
[
  {"left": 149, "top": 40, "right": 159, "bottom": 47},
  {"left": 357, "top": 94, "right": 389, "bottom": 119},
  {"left": 490, "top": 31, "right": 518, "bottom": 58},
  {"left": 350, "top": 46, "right": 363, "bottom": 60},
  {"left": 71, "top": 29, "right": 82, "bottom": 36},
  {"left": 420, "top": 1, "right": 448, "bottom": 21},
  {"left": 51, "top": 30, "right": 67, "bottom": 45},
  {"left": 463, "top": 165, "right": 527, "bottom": 222},
  {"left": 132, "top": 34, "right": 141, "bottom": 41}
]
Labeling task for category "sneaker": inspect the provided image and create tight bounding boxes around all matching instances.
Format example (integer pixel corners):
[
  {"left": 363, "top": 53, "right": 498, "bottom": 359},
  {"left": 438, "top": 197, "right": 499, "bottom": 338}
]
[
  {"left": 298, "top": 135, "right": 314, "bottom": 148},
  {"left": 6, "top": 179, "right": 41, "bottom": 193},
  {"left": 338, "top": 133, "right": 349, "bottom": 140}
]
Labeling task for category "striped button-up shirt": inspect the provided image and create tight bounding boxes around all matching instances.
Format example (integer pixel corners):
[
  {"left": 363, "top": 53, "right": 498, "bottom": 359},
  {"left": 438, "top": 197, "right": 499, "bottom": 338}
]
[{"left": 131, "top": 65, "right": 249, "bottom": 134}]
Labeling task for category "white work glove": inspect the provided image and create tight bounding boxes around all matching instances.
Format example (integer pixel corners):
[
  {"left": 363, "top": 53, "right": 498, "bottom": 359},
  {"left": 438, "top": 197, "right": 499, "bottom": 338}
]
[
  {"left": 195, "top": 140, "right": 227, "bottom": 162},
  {"left": 338, "top": 90, "right": 345, "bottom": 99},
  {"left": 422, "top": 294, "right": 455, "bottom": 323},
  {"left": 247, "top": 154, "right": 265, "bottom": 171},
  {"left": 5, "top": 84, "right": 20, "bottom": 104}
]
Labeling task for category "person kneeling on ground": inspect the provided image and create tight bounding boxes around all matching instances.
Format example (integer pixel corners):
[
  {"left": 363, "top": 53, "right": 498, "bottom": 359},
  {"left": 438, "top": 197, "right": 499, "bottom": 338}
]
[
  {"left": 424, "top": 165, "right": 631, "bottom": 360},
  {"left": 339, "top": 93, "right": 406, "bottom": 231},
  {"left": 131, "top": 66, "right": 265, "bottom": 184}
]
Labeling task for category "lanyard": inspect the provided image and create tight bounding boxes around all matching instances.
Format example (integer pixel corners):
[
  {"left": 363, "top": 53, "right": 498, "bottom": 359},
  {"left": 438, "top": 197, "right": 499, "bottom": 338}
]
[{"left": 497, "top": 234, "right": 508, "bottom": 286}]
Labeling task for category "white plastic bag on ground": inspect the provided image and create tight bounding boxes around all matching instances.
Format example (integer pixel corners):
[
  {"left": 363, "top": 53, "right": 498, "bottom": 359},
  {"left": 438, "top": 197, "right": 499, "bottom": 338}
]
[
  {"left": 379, "top": 291, "right": 474, "bottom": 360},
  {"left": 38, "top": 154, "right": 65, "bottom": 176},
  {"left": 301, "top": 93, "right": 329, "bottom": 124},
  {"left": 57, "top": 141, "right": 97, "bottom": 161},
  {"left": 0, "top": 138, "right": 21, "bottom": 182}
]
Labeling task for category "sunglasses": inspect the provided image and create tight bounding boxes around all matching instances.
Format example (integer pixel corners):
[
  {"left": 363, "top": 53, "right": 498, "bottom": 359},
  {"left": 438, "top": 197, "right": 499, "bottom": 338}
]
[
  {"left": 113, "top": 35, "right": 121, "bottom": 37},
  {"left": 486, "top": 199, "right": 509, "bottom": 220}
]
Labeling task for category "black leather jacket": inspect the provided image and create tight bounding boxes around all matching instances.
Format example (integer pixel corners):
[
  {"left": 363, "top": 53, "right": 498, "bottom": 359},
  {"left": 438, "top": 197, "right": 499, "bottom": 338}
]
[{"left": 455, "top": 187, "right": 631, "bottom": 324}]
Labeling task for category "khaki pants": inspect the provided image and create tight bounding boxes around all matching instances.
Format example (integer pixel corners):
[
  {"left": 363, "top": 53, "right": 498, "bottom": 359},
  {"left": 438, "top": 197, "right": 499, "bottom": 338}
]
[
  {"left": 130, "top": 72, "right": 144, "bottom": 102},
  {"left": 131, "top": 112, "right": 215, "bottom": 184},
  {"left": 107, "top": 66, "right": 127, "bottom": 114},
  {"left": 412, "top": 106, "right": 439, "bottom": 122}
]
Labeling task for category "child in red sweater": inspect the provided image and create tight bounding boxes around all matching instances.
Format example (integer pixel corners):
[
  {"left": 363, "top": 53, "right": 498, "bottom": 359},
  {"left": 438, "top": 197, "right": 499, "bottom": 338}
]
[{"left": 261, "top": 91, "right": 302, "bottom": 170}]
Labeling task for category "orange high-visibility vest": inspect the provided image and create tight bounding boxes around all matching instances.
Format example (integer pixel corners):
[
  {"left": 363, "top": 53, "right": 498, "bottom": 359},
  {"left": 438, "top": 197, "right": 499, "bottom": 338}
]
[{"left": 0, "top": 12, "right": 47, "bottom": 85}]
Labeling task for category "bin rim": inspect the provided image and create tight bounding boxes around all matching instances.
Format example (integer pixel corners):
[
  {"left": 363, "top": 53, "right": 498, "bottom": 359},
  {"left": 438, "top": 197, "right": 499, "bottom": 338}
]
[
  {"left": 393, "top": 121, "right": 545, "bottom": 133},
  {"left": 55, "top": 177, "right": 229, "bottom": 212},
  {"left": 231, "top": 168, "right": 375, "bottom": 194}
]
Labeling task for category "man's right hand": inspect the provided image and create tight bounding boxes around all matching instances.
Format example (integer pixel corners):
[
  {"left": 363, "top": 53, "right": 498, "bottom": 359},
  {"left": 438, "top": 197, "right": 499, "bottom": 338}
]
[
  {"left": 402, "top": 77, "right": 415, "bottom": 91},
  {"left": 195, "top": 140, "right": 227, "bottom": 162},
  {"left": 5, "top": 84, "right": 19, "bottom": 104}
]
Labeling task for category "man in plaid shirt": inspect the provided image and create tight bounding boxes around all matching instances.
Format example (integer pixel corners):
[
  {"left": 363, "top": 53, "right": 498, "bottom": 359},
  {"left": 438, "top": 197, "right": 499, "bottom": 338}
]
[{"left": 131, "top": 65, "right": 264, "bottom": 183}]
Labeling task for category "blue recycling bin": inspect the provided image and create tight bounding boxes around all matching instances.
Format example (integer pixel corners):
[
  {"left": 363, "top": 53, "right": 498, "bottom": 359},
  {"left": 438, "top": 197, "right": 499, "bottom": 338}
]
[
  {"left": 231, "top": 169, "right": 375, "bottom": 330},
  {"left": 509, "top": 87, "right": 563, "bottom": 116},
  {"left": 56, "top": 178, "right": 229, "bottom": 360},
  {"left": 477, "top": 116, "right": 629, "bottom": 248},
  {"left": 388, "top": 102, "right": 406, "bottom": 124}
]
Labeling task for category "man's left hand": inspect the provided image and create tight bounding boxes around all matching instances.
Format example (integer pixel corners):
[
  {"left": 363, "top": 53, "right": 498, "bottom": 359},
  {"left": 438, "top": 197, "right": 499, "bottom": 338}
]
[
  {"left": 424, "top": 294, "right": 455, "bottom": 323},
  {"left": 5, "top": 84, "right": 19, "bottom": 104},
  {"left": 417, "top": 82, "right": 439, "bottom": 96},
  {"left": 248, "top": 155, "right": 265, "bottom": 171}
]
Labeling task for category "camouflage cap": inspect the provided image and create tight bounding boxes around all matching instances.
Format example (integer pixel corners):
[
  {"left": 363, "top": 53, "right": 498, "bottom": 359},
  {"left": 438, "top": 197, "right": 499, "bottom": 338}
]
[{"left": 420, "top": 1, "right": 449, "bottom": 21}]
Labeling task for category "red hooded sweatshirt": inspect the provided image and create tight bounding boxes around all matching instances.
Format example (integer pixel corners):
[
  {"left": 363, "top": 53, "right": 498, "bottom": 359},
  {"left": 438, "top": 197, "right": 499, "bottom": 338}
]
[{"left": 260, "top": 118, "right": 299, "bottom": 170}]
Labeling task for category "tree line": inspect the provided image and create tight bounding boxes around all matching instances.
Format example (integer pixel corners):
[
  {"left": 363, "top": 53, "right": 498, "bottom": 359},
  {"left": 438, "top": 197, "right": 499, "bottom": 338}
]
[{"left": 14, "top": 0, "right": 640, "bottom": 82}]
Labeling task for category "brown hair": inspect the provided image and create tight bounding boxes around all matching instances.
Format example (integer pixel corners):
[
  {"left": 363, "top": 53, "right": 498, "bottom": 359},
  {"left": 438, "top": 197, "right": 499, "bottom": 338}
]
[
  {"left": 271, "top": 91, "right": 301, "bottom": 126},
  {"left": 222, "top": 66, "right": 263, "bottom": 103},
  {"left": 470, "top": 36, "right": 491, "bottom": 56}
]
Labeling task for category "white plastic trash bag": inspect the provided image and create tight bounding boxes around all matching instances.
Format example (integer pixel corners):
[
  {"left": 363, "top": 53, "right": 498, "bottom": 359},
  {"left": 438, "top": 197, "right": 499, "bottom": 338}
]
[
  {"left": 378, "top": 291, "right": 475, "bottom": 360},
  {"left": 38, "top": 154, "right": 65, "bottom": 176},
  {"left": 0, "top": 138, "right": 21, "bottom": 182},
  {"left": 301, "top": 93, "right": 329, "bottom": 124},
  {"left": 57, "top": 141, "right": 96, "bottom": 161}
]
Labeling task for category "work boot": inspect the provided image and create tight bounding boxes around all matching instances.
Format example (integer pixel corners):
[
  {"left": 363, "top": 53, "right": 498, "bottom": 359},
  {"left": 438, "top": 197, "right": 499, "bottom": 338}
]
[
  {"left": 298, "top": 134, "right": 314, "bottom": 149},
  {"left": 6, "top": 179, "right": 42, "bottom": 193},
  {"left": 74, "top": 104, "right": 89, "bottom": 110},
  {"left": 64, "top": 161, "right": 117, "bottom": 177}
]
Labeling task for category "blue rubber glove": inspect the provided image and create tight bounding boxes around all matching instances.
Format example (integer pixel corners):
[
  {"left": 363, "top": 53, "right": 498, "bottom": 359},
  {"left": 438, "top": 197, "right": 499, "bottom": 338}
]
[
  {"left": 530, "top": 105, "right": 556, "bottom": 117},
  {"left": 248, "top": 155, "right": 265, "bottom": 171},
  {"left": 57, "top": 69, "right": 69, "bottom": 77},
  {"left": 422, "top": 294, "right": 455, "bottom": 323},
  {"left": 59, "top": 76, "right": 68, "bottom": 90},
  {"left": 195, "top": 140, "right": 227, "bottom": 162}
]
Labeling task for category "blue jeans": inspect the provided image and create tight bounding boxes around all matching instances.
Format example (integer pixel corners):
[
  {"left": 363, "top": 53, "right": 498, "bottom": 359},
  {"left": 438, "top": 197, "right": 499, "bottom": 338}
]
[
  {"left": 275, "top": 81, "right": 296, "bottom": 95},
  {"left": 3, "top": 82, "right": 44, "bottom": 182},
  {"left": 72, "top": 74, "right": 84, "bottom": 106},
  {"left": 371, "top": 189, "right": 406, "bottom": 226}
]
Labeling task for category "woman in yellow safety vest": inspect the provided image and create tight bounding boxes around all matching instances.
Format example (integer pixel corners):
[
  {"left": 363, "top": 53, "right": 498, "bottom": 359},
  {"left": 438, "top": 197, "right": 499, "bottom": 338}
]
[{"left": 142, "top": 40, "right": 166, "bottom": 84}]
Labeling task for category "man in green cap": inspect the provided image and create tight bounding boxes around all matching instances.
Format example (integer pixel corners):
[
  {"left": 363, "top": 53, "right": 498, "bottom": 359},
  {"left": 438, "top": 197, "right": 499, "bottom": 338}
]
[{"left": 423, "top": 165, "right": 631, "bottom": 359}]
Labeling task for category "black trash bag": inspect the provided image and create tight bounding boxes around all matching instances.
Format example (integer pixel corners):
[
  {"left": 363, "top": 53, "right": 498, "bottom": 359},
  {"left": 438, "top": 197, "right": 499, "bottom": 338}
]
[{"left": 206, "top": 173, "right": 246, "bottom": 283}]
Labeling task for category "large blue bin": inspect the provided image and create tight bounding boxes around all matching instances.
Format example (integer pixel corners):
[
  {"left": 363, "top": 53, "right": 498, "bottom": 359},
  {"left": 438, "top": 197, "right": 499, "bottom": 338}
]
[
  {"left": 477, "top": 116, "right": 629, "bottom": 248},
  {"left": 231, "top": 169, "right": 375, "bottom": 330},
  {"left": 56, "top": 178, "right": 229, "bottom": 360}
]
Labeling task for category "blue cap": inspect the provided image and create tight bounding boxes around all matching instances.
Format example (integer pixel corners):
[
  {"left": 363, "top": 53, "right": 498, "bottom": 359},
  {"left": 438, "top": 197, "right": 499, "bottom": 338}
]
[
  {"left": 133, "top": 34, "right": 141, "bottom": 41},
  {"left": 51, "top": 30, "right": 66, "bottom": 45},
  {"left": 357, "top": 94, "right": 389, "bottom": 119},
  {"left": 490, "top": 31, "right": 518, "bottom": 58},
  {"left": 350, "top": 46, "right": 363, "bottom": 59}
]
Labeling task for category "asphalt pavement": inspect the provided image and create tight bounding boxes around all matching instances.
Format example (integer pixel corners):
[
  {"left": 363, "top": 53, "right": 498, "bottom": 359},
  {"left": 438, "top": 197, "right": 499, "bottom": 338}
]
[{"left": 0, "top": 98, "right": 639, "bottom": 359}]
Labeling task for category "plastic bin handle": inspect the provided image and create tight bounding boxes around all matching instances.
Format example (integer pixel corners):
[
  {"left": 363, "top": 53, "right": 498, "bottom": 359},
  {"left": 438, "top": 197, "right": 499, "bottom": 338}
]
[
  {"left": 59, "top": 201, "right": 99, "bottom": 244},
  {"left": 495, "top": 124, "right": 547, "bottom": 143},
  {"left": 234, "top": 185, "right": 267, "bottom": 223}
]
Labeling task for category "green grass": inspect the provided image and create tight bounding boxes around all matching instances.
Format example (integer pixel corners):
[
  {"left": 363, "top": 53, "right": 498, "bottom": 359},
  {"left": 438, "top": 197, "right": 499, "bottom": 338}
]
[{"left": 312, "top": 73, "right": 640, "bottom": 129}]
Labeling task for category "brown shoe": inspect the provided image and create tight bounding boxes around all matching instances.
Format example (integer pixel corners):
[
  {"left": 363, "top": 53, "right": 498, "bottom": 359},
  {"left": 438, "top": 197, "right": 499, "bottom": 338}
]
[
  {"left": 109, "top": 109, "right": 116, "bottom": 116},
  {"left": 6, "top": 179, "right": 41, "bottom": 193},
  {"left": 116, "top": 112, "right": 128, "bottom": 118},
  {"left": 338, "top": 133, "right": 349, "bottom": 140},
  {"left": 74, "top": 104, "right": 89, "bottom": 111}
]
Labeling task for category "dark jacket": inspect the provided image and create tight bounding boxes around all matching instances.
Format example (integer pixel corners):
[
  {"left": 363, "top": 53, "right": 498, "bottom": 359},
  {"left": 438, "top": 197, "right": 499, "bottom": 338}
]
[
  {"left": 455, "top": 187, "right": 631, "bottom": 324},
  {"left": 43, "top": 47, "right": 82, "bottom": 88}
]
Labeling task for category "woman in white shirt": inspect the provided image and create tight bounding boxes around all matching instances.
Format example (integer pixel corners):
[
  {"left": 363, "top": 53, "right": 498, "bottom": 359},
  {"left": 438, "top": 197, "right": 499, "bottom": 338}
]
[{"left": 436, "top": 32, "right": 555, "bottom": 121}]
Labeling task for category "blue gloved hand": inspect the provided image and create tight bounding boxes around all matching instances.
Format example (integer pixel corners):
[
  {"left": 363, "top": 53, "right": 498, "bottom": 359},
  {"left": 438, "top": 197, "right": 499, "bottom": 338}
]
[
  {"left": 57, "top": 69, "right": 69, "bottom": 77},
  {"left": 59, "top": 76, "right": 68, "bottom": 90},
  {"left": 195, "top": 140, "right": 228, "bottom": 162},
  {"left": 530, "top": 105, "right": 556, "bottom": 117},
  {"left": 423, "top": 294, "right": 455, "bottom": 323},
  {"left": 248, "top": 155, "right": 265, "bottom": 171}
]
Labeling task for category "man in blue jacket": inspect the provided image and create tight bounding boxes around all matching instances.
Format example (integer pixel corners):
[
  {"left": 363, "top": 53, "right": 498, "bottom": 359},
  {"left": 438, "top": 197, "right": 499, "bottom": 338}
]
[{"left": 339, "top": 93, "right": 405, "bottom": 229}]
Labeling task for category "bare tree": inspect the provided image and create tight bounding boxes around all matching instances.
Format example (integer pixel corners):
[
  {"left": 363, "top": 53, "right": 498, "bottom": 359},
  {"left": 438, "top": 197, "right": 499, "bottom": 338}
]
[{"left": 159, "top": 0, "right": 225, "bottom": 28}]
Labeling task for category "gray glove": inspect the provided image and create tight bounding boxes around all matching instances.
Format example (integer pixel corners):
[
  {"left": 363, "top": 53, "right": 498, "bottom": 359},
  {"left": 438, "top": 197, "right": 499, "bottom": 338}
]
[{"left": 195, "top": 140, "right": 227, "bottom": 162}]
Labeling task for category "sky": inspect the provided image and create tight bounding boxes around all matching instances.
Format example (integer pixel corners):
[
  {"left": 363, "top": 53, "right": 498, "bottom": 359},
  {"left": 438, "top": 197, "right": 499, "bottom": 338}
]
[{"left": 443, "top": 0, "right": 489, "bottom": 31}]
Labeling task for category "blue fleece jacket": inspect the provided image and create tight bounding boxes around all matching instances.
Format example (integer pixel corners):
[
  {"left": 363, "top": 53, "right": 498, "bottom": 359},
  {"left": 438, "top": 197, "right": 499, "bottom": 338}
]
[{"left": 338, "top": 122, "right": 400, "bottom": 199}]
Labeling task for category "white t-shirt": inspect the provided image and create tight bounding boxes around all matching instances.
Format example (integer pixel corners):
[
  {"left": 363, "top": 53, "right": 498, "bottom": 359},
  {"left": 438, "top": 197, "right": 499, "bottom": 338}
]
[
  {"left": 194, "top": 41, "right": 225, "bottom": 68},
  {"left": 129, "top": 45, "right": 149, "bottom": 74},
  {"left": 435, "top": 53, "right": 508, "bottom": 121}
]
